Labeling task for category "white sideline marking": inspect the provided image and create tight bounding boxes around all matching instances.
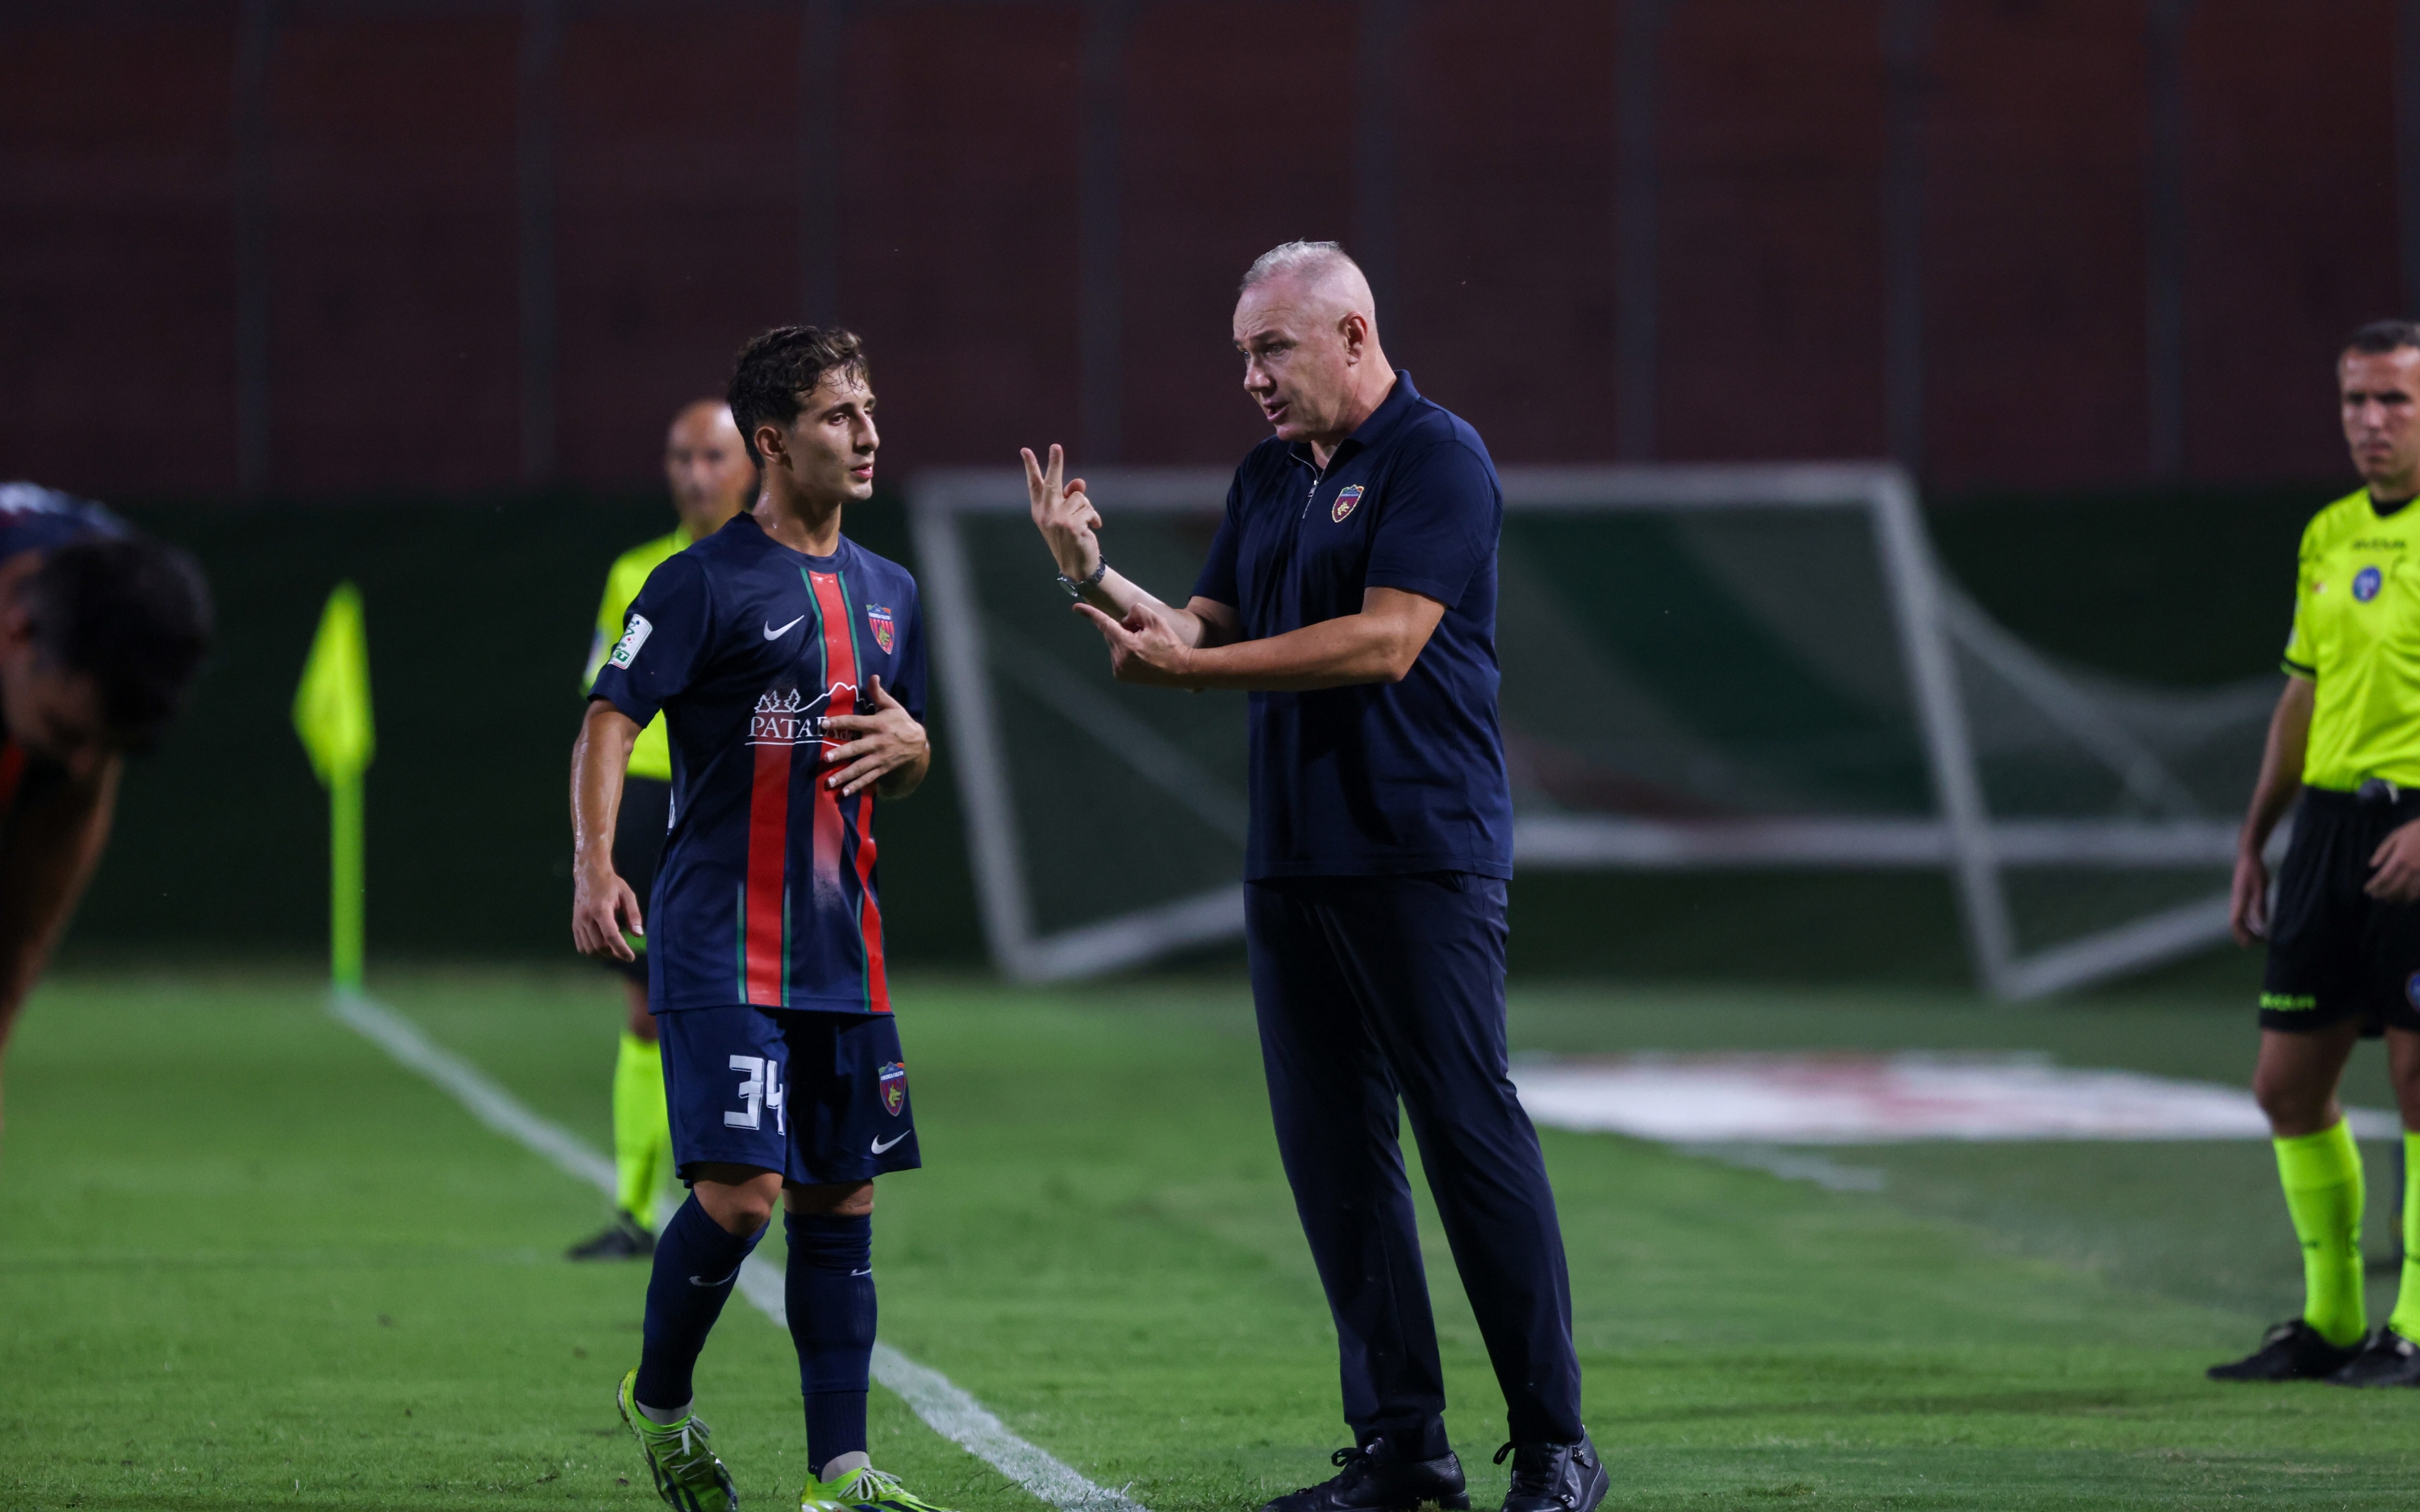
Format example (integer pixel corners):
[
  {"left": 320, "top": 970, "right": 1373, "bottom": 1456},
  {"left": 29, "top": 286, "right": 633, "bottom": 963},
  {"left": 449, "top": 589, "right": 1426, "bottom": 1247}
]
[
  {"left": 1512, "top": 1051, "right": 2403, "bottom": 1145},
  {"left": 328, "top": 989, "right": 1146, "bottom": 1512}
]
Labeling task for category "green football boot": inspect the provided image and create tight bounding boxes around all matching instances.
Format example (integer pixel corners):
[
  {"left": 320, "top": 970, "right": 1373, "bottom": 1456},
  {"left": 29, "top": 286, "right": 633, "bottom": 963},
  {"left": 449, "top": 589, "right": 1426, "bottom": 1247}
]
[
  {"left": 799, "top": 1455, "right": 957, "bottom": 1512},
  {"left": 616, "top": 1368, "right": 741, "bottom": 1511}
]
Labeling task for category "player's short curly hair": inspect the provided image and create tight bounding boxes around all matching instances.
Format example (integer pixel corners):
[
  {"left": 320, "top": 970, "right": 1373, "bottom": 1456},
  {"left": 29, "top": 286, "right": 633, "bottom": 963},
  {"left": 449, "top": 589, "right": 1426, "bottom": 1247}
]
[
  {"left": 25, "top": 533, "right": 213, "bottom": 752},
  {"left": 2345, "top": 319, "right": 2420, "bottom": 357},
  {"left": 727, "top": 326, "right": 870, "bottom": 465}
]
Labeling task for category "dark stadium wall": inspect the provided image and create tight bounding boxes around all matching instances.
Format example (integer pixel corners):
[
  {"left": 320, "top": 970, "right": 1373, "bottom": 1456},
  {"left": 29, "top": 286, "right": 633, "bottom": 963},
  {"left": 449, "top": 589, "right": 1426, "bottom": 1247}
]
[
  {"left": 0, "top": 0, "right": 2385, "bottom": 978},
  {"left": 1, "top": 0, "right": 2412, "bottom": 498}
]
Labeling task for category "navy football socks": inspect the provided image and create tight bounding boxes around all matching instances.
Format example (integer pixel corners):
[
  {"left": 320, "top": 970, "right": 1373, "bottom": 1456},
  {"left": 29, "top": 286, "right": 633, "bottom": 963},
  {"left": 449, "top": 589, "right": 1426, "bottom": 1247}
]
[
  {"left": 786, "top": 1210, "right": 877, "bottom": 1472},
  {"left": 634, "top": 1193, "right": 766, "bottom": 1412}
]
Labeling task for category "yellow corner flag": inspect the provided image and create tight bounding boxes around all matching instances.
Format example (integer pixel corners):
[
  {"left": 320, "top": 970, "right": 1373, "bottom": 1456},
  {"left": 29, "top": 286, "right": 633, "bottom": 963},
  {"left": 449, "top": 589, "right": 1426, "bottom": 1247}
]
[{"left": 294, "top": 584, "right": 373, "bottom": 989}]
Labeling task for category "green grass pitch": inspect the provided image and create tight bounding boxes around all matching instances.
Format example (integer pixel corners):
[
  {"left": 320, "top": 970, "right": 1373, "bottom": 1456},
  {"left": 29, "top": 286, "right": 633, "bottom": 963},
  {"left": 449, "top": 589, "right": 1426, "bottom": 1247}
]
[{"left": 3, "top": 966, "right": 2418, "bottom": 1509}]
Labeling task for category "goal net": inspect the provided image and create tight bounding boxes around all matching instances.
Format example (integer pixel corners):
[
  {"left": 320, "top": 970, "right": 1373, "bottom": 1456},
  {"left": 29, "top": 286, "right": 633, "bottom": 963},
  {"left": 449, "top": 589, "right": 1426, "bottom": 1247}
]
[{"left": 908, "top": 464, "right": 2275, "bottom": 999}]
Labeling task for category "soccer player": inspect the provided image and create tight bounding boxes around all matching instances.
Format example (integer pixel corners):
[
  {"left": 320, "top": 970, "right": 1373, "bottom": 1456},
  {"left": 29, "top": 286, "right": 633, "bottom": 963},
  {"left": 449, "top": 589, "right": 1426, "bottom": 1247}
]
[
  {"left": 568, "top": 398, "right": 757, "bottom": 1262},
  {"left": 1024, "top": 242, "right": 1605, "bottom": 1512},
  {"left": 0, "top": 483, "right": 211, "bottom": 1126},
  {"left": 573, "top": 327, "right": 945, "bottom": 1511},
  {"left": 2212, "top": 319, "right": 2420, "bottom": 1388}
]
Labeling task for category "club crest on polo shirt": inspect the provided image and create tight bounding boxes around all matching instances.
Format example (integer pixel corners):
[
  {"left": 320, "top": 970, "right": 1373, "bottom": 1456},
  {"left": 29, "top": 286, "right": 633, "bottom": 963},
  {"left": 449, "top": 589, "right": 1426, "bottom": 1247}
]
[
  {"left": 1333, "top": 485, "right": 1366, "bottom": 523},
  {"left": 878, "top": 1060, "right": 907, "bottom": 1115},
  {"left": 2356, "top": 565, "right": 2385, "bottom": 602},
  {"left": 866, "top": 603, "right": 895, "bottom": 654}
]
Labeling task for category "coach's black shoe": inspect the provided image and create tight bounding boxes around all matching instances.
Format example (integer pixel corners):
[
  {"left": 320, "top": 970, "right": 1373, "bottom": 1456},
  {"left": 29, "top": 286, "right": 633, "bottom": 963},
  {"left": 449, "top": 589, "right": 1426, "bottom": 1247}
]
[
  {"left": 2206, "top": 1319, "right": 2363, "bottom": 1381},
  {"left": 1494, "top": 1435, "right": 1608, "bottom": 1512},
  {"left": 2326, "top": 1327, "right": 2420, "bottom": 1387},
  {"left": 1260, "top": 1438, "right": 1469, "bottom": 1512},
  {"left": 567, "top": 1211, "right": 654, "bottom": 1262}
]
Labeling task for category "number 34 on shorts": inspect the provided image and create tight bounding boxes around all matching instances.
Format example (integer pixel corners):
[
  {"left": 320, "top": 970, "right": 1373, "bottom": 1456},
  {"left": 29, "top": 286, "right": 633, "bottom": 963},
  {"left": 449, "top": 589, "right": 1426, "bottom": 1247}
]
[{"left": 658, "top": 1004, "right": 922, "bottom": 1185}]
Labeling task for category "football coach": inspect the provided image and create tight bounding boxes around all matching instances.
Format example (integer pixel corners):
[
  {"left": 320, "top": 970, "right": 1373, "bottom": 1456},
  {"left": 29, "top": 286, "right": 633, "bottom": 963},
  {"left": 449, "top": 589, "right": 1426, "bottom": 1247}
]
[{"left": 1022, "top": 241, "right": 1601, "bottom": 1512}]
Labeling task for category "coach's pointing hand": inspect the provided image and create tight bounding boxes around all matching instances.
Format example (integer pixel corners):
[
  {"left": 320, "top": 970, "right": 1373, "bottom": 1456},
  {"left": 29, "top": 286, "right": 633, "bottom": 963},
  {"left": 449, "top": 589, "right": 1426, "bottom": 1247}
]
[
  {"left": 1077, "top": 598, "right": 1197, "bottom": 688},
  {"left": 1024, "top": 444, "right": 1103, "bottom": 580},
  {"left": 820, "top": 675, "right": 930, "bottom": 798}
]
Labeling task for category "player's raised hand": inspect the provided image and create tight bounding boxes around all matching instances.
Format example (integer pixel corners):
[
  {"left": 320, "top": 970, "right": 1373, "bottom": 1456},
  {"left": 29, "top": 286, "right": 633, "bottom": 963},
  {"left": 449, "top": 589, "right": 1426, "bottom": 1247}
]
[
  {"left": 572, "top": 865, "right": 644, "bottom": 962},
  {"left": 1076, "top": 598, "right": 1196, "bottom": 688},
  {"left": 820, "top": 674, "right": 930, "bottom": 798},
  {"left": 2367, "top": 818, "right": 2420, "bottom": 902},
  {"left": 1023, "top": 444, "right": 1104, "bottom": 581}
]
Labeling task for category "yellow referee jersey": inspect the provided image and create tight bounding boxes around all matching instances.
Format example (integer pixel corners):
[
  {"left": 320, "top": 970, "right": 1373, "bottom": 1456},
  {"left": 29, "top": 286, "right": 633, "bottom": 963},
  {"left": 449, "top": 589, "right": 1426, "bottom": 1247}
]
[
  {"left": 584, "top": 530, "right": 688, "bottom": 781},
  {"left": 2283, "top": 487, "right": 2420, "bottom": 791}
]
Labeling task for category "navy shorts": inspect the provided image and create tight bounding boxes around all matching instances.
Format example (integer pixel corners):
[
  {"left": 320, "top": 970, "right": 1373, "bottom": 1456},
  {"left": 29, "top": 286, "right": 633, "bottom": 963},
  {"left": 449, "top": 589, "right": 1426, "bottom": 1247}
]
[
  {"left": 657, "top": 1006, "right": 920, "bottom": 1185},
  {"left": 2262, "top": 785, "right": 2420, "bottom": 1036}
]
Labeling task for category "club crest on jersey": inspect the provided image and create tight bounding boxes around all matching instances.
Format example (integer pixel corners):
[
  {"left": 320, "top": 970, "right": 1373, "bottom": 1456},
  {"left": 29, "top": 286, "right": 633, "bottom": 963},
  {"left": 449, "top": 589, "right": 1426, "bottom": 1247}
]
[
  {"left": 866, "top": 604, "right": 895, "bottom": 654},
  {"left": 2356, "top": 565, "right": 2384, "bottom": 602},
  {"left": 1333, "top": 485, "right": 1366, "bottom": 523},
  {"left": 878, "top": 1060, "right": 907, "bottom": 1115}
]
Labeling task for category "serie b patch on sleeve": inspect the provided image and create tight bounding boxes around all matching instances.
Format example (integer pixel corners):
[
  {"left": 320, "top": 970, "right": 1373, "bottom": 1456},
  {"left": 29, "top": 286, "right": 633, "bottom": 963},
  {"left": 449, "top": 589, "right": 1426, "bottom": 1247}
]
[{"left": 607, "top": 613, "right": 653, "bottom": 669}]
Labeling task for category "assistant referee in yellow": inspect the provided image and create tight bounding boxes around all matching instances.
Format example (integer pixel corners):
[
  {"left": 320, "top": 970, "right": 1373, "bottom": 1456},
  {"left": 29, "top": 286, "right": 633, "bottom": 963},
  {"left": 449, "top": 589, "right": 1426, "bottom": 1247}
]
[
  {"left": 565, "top": 397, "right": 754, "bottom": 1260},
  {"left": 2218, "top": 320, "right": 2420, "bottom": 1385}
]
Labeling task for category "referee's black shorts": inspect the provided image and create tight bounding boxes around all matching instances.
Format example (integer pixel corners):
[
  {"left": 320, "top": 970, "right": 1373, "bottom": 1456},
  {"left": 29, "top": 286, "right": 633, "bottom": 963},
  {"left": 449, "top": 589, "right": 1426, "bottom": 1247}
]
[
  {"left": 2262, "top": 783, "right": 2420, "bottom": 1036},
  {"left": 601, "top": 774, "right": 672, "bottom": 986}
]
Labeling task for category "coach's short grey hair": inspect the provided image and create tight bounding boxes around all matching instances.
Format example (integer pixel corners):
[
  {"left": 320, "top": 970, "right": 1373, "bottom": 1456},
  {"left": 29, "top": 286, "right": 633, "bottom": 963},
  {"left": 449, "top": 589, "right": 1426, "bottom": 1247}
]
[{"left": 1241, "top": 240, "right": 1362, "bottom": 293}]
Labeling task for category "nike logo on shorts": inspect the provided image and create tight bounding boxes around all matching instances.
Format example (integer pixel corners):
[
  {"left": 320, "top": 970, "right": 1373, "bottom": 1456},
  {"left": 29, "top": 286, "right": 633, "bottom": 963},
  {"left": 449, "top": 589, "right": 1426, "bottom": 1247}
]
[
  {"left": 871, "top": 1130, "right": 911, "bottom": 1154},
  {"left": 764, "top": 614, "right": 806, "bottom": 640}
]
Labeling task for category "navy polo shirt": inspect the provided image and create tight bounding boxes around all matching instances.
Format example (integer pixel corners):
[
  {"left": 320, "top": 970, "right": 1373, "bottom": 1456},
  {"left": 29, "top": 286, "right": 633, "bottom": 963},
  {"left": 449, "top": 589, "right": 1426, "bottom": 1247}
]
[{"left": 1192, "top": 370, "right": 1513, "bottom": 881}]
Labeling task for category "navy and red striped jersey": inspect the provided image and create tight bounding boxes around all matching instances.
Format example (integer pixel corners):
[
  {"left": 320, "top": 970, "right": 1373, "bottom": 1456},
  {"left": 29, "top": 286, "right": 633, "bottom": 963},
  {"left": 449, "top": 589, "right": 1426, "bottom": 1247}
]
[{"left": 590, "top": 512, "right": 927, "bottom": 1016}]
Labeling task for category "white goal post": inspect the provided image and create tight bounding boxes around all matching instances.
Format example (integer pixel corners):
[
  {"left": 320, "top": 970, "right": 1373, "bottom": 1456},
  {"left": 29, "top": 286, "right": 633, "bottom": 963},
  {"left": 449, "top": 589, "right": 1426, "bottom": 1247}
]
[{"left": 908, "top": 464, "right": 2261, "bottom": 1000}]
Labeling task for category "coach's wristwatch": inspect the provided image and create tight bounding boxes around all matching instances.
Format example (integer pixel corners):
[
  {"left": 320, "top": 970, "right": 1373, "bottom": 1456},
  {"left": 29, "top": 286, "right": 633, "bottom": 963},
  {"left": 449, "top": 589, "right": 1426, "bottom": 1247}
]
[{"left": 1056, "top": 557, "right": 1110, "bottom": 599}]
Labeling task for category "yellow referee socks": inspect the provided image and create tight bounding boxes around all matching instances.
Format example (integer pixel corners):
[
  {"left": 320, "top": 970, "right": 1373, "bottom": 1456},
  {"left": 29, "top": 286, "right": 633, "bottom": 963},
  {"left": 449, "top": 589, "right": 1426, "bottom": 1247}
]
[
  {"left": 2276, "top": 1120, "right": 2366, "bottom": 1347},
  {"left": 2390, "top": 1132, "right": 2420, "bottom": 1342},
  {"left": 612, "top": 1031, "right": 674, "bottom": 1231}
]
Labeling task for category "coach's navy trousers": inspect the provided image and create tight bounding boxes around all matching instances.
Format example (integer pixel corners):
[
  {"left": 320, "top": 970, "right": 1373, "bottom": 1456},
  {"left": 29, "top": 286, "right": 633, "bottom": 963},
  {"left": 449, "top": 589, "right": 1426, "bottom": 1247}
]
[{"left": 1246, "top": 872, "right": 1583, "bottom": 1456}]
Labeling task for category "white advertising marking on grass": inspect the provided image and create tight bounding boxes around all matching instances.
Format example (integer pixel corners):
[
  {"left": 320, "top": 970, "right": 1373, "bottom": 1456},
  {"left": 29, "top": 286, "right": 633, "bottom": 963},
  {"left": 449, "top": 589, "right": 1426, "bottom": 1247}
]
[
  {"left": 1512, "top": 1051, "right": 2401, "bottom": 1146},
  {"left": 328, "top": 989, "right": 1146, "bottom": 1512}
]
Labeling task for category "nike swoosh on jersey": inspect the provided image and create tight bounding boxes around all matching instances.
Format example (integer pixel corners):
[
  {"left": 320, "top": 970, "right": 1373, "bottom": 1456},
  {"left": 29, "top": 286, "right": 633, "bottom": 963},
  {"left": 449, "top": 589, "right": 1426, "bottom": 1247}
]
[
  {"left": 870, "top": 1130, "right": 911, "bottom": 1154},
  {"left": 763, "top": 614, "right": 806, "bottom": 640}
]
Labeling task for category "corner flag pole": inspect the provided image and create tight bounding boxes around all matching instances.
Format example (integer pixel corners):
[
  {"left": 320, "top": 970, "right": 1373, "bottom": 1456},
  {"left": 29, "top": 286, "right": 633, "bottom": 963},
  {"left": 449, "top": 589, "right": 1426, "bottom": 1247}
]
[{"left": 293, "top": 584, "right": 375, "bottom": 991}]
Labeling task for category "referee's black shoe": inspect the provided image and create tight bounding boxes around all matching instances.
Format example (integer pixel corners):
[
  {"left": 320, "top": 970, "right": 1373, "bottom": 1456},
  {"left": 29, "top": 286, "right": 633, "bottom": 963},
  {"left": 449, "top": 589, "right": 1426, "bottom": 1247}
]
[
  {"left": 565, "top": 1210, "right": 654, "bottom": 1262},
  {"left": 1259, "top": 1438, "right": 1469, "bottom": 1512},
  {"left": 2206, "top": 1319, "right": 2363, "bottom": 1381},
  {"left": 2326, "top": 1327, "right": 2420, "bottom": 1387},
  {"left": 1494, "top": 1435, "right": 1608, "bottom": 1512}
]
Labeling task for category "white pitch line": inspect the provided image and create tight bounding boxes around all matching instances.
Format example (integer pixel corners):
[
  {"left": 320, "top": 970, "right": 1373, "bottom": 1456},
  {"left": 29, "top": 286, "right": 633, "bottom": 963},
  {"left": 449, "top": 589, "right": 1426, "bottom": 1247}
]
[{"left": 328, "top": 989, "right": 1147, "bottom": 1512}]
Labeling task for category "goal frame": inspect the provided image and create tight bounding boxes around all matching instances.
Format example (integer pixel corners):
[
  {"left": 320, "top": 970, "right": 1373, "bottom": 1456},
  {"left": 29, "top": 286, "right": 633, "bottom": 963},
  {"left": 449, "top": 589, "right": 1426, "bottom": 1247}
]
[{"left": 908, "top": 463, "right": 2244, "bottom": 1000}]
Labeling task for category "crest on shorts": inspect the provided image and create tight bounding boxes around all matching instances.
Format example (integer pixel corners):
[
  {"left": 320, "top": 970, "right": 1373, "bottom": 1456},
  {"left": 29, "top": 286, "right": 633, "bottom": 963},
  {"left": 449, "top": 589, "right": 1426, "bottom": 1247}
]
[
  {"left": 866, "top": 604, "right": 895, "bottom": 654},
  {"left": 2356, "top": 566, "right": 2385, "bottom": 602},
  {"left": 1332, "top": 485, "right": 1366, "bottom": 523},
  {"left": 878, "top": 1060, "right": 907, "bottom": 1116}
]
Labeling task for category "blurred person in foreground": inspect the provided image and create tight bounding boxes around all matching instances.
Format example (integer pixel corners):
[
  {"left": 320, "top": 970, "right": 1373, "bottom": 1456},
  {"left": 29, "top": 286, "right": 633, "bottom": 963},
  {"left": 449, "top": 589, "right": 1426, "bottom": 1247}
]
[
  {"left": 574, "top": 328, "right": 943, "bottom": 1512},
  {"left": 2216, "top": 319, "right": 2420, "bottom": 1388},
  {"left": 566, "top": 398, "right": 756, "bottom": 1262},
  {"left": 0, "top": 483, "right": 211, "bottom": 1127},
  {"left": 1024, "top": 242, "right": 1604, "bottom": 1512}
]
